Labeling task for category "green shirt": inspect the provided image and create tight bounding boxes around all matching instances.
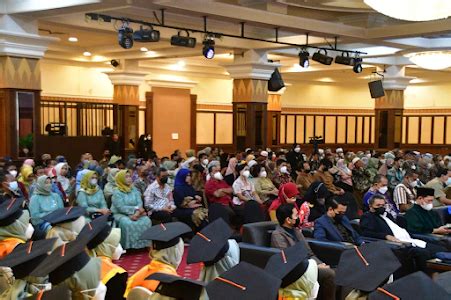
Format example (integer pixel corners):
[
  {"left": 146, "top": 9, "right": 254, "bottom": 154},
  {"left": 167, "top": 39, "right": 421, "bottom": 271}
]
[{"left": 405, "top": 204, "right": 442, "bottom": 234}]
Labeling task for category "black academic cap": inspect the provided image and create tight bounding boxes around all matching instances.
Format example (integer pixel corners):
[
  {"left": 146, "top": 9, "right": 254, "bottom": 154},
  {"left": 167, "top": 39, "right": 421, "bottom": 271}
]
[
  {"left": 205, "top": 261, "right": 281, "bottom": 300},
  {"left": 77, "top": 215, "right": 111, "bottom": 250},
  {"left": 42, "top": 206, "right": 86, "bottom": 225},
  {"left": 24, "top": 284, "right": 71, "bottom": 300},
  {"left": 335, "top": 241, "right": 401, "bottom": 292},
  {"left": 140, "top": 222, "right": 191, "bottom": 250},
  {"left": 0, "top": 198, "right": 24, "bottom": 226},
  {"left": 31, "top": 238, "right": 91, "bottom": 285},
  {"left": 187, "top": 218, "right": 232, "bottom": 265},
  {"left": 0, "top": 238, "right": 56, "bottom": 279},
  {"left": 368, "top": 271, "right": 450, "bottom": 300},
  {"left": 416, "top": 187, "right": 435, "bottom": 198},
  {"left": 146, "top": 273, "right": 206, "bottom": 300},
  {"left": 435, "top": 271, "right": 451, "bottom": 294},
  {"left": 264, "top": 242, "right": 309, "bottom": 288}
]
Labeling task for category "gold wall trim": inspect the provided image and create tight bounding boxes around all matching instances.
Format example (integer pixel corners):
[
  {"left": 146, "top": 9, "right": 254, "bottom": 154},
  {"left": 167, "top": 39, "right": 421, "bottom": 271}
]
[
  {"left": 197, "top": 104, "right": 233, "bottom": 111},
  {"left": 404, "top": 108, "right": 451, "bottom": 115},
  {"left": 282, "top": 107, "right": 374, "bottom": 115},
  {"left": 0, "top": 57, "right": 41, "bottom": 90},
  {"left": 41, "top": 95, "right": 113, "bottom": 103}
]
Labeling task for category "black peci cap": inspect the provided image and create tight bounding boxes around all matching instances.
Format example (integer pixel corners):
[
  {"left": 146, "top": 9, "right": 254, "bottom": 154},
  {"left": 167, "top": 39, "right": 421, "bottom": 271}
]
[
  {"left": 0, "top": 198, "right": 24, "bottom": 226},
  {"left": 205, "top": 261, "right": 281, "bottom": 300},
  {"left": 146, "top": 273, "right": 206, "bottom": 300},
  {"left": 140, "top": 222, "right": 191, "bottom": 250},
  {"left": 187, "top": 218, "right": 232, "bottom": 265},
  {"left": 24, "top": 284, "right": 71, "bottom": 300},
  {"left": 335, "top": 241, "right": 401, "bottom": 292},
  {"left": 0, "top": 238, "right": 56, "bottom": 279},
  {"left": 416, "top": 187, "right": 435, "bottom": 198},
  {"left": 77, "top": 215, "right": 111, "bottom": 250},
  {"left": 42, "top": 206, "right": 86, "bottom": 225},
  {"left": 368, "top": 271, "right": 450, "bottom": 300},
  {"left": 264, "top": 242, "right": 309, "bottom": 288}
]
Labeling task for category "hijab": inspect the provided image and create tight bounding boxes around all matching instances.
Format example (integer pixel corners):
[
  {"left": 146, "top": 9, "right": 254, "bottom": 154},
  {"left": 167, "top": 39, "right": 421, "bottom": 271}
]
[
  {"left": 174, "top": 168, "right": 191, "bottom": 187},
  {"left": 337, "top": 159, "right": 351, "bottom": 174},
  {"left": 198, "top": 240, "right": 239, "bottom": 282},
  {"left": 17, "top": 165, "right": 33, "bottom": 187},
  {"left": 80, "top": 171, "right": 99, "bottom": 195},
  {"left": 225, "top": 158, "right": 237, "bottom": 176},
  {"left": 279, "top": 259, "right": 318, "bottom": 299},
  {"left": 104, "top": 168, "right": 120, "bottom": 198},
  {"left": 0, "top": 210, "right": 29, "bottom": 241},
  {"left": 115, "top": 170, "right": 131, "bottom": 193},
  {"left": 150, "top": 239, "right": 184, "bottom": 269},
  {"left": 55, "top": 162, "right": 70, "bottom": 191},
  {"left": 94, "top": 228, "right": 121, "bottom": 258},
  {"left": 34, "top": 175, "right": 52, "bottom": 196}
]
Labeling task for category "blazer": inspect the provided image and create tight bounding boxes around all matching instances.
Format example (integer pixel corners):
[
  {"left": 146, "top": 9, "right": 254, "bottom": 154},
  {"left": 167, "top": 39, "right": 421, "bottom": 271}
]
[
  {"left": 313, "top": 214, "right": 364, "bottom": 245},
  {"left": 360, "top": 212, "right": 395, "bottom": 240}
]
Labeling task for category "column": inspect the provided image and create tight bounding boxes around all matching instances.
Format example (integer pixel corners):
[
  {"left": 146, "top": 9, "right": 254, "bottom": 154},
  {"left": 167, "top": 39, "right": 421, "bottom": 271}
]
[
  {"left": 374, "top": 66, "right": 414, "bottom": 149},
  {"left": 0, "top": 15, "right": 54, "bottom": 158},
  {"left": 225, "top": 50, "right": 279, "bottom": 150},
  {"left": 267, "top": 88, "right": 285, "bottom": 147}
]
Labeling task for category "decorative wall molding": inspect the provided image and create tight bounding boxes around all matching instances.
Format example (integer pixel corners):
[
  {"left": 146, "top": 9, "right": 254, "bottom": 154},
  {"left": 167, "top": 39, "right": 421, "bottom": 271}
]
[
  {"left": 113, "top": 84, "right": 140, "bottom": 105},
  {"left": 147, "top": 79, "right": 198, "bottom": 90},
  {"left": 233, "top": 78, "right": 268, "bottom": 103},
  {"left": 105, "top": 71, "right": 147, "bottom": 86},
  {"left": 375, "top": 90, "right": 404, "bottom": 109},
  {"left": 224, "top": 62, "right": 278, "bottom": 80},
  {"left": 197, "top": 103, "right": 233, "bottom": 111},
  {"left": 282, "top": 107, "right": 375, "bottom": 115},
  {"left": 0, "top": 56, "right": 41, "bottom": 89},
  {"left": 41, "top": 95, "right": 113, "bottom": 103}
]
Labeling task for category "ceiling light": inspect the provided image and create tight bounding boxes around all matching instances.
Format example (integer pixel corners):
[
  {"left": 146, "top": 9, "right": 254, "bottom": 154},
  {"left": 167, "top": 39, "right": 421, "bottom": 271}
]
[
  {"left": 353, "top": 58, "right": 363, "bottom": 73},
  {"left": 68, "top": 37, "right": 78, "bottom": 42},
  {"left": 364, "top": 0, "right": 451, "bottom": 21},
  {"left": 140, "top": 47, "right": 148, "bottom": 52},
  {"left": 171, "top": 31, "right": 196, "bottom": 48},
  {"left": 133, "top": 26, "right": 160, "bottom": 42},
  {"left": 404, "top": 50, "right": 451, "bottom": 70},
  {"left": 202, "top": 38, "right": 215, "bottom": 59},
  {"left": 312, "top": 49, "right": 333, "bottom": 65},
  {"left": 298, "top": 50, "right": 309, "bottom": 68},
  {"left": 335, "top": 52, "right": 355, "bottom": 66},
  {"left": 83, "top": 51, "right": 91, "bottom": 56},
  {"left": 177, "top": 60, "right": 186, "bottom": 67},
  {"left": 111, "top": 59, "right": 119, "bottom": 68},
  {"left": 118, "top": 21, "right": 133, "bottom": 49}
]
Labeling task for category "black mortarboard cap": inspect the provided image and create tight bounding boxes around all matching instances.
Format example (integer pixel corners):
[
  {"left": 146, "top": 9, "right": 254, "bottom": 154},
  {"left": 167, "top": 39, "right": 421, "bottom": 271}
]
[
  {"left": 335, "top": 241, "right": 401, "bottom": 292},
  {"left": 264, "top": 242, "right": 309, "bottom": 287},
  {"left": 435, "top": 271, "right": 451, "bottom": 294},
  {"left": 140, "top": 222, "right": 191, "bottom": 250},
  {"left": 77, "top": 215, "right": 111, "bottom": 250},
  {"left": 42, "top": 206, "right": 86, "bottom": 225},
  {"left": 0, "top": 238, "right": 56, "bottom": 279},
  {"left": 0, "top": 198, "right": 24, "bottom": 226},
  {"left": 24, "top": 284, "right": 71, "bottom": 300},
  {"left": 187, "top": 218, "right": 232, "bottom": 265},
  {"left": 31, "top": 237, "right": 91, "bottom": 285},
  {"left": 368, "top": 271, "right": 450, "bottom": 300},
  {"left": 416, "top": 187, "right": 435, "bottom": 198},
  {"left": 205, "top": 261, "right": 281, "bottom": 300},
  {"left": 146, "top": 272, "right": 206, "bottom": 300}
]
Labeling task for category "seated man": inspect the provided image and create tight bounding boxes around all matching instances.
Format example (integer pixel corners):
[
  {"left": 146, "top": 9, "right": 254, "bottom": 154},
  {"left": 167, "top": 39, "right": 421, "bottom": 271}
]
[
  {"left": 425, "top": 168, "right": 451, "bottom": 207},
  {"left": 144, "top": 167, "right": 175, "bottom": 223},
  {"left": 405, "top": 187, "right": 451, "bottom": 235},
  {"left": 363, "top": 174, "right": 398, "bottom": 218},
  {"left": 393, "top": 169, "right": 418, "bottom": 213},
  {"left": 271, "top": 203, "right": 335, "bottom": 300},
  {"left": 360, "top": 194, "right": 447, "bottom": 272},
  {"left": 313, "top": 198, "right": 364, "bottom": 245}
]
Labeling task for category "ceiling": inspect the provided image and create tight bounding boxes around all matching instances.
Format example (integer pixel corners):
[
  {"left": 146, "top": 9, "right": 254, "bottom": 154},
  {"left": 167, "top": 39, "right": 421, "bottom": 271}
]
[{"left": 6, "top": 0, "right": 451, "bottom": 83}]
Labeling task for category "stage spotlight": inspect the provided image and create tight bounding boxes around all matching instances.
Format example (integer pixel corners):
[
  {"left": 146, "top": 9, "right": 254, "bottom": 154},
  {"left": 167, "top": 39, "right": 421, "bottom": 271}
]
[
  {"left": 202, "top": 38, "right": 215, "bottom": 59},
  {"left": 353, "top": 57, "right": 363, "bottom": 73},
  {"left": 118, "top": 21, "right": 133, "bottom": 49},
  {"left": 133, "top": 26, "right": 160, "bottom": 42},
  {"left": 110, "top": 59, "right": 119, "bottom": 67},
  {"left": 312, "top": 49, "right": 333, "bottom": 65},
  {"left": 335, "top": 52, "right": 355, "bottom": 66},
  {"left": 171, "top": 31, "right": 196, "bottom": 48},
  {"left": 298, "top": 50, "right": 310, "bottom": 68}
]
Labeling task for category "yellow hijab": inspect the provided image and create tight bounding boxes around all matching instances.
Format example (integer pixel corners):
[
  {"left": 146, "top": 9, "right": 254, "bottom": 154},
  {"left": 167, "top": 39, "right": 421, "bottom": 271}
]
[
  {"left": 17, "top": 165, "right": 33, "bottom": 187},
  {"left": 115, "top": 170, "right": 131, "bottom": 193},
  {"left": 80, "top": 171, "right": 99, "bottom": 195}
]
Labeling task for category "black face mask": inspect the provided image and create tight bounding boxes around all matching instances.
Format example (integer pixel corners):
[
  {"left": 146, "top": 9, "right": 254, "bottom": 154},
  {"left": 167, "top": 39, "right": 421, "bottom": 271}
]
[
  {"left": 334, "top": 214, "right": 344, "bottom": 222},
  {"left": 374, "top": 207, "right": 386, "bottom": 215},
  {"left": 291, "top": 217, "right": 300, "bottom": 227},
  {"left": 160, "top": 176, "right": 168, "bottom": 184}
]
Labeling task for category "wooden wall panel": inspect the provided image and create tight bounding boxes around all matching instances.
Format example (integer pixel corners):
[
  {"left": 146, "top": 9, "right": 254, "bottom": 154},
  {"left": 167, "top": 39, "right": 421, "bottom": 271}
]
[
  {"left": 337, "top": 116, "right": 346, "bottom": 143},
  {"left": 420, "top": 117, "right": 432, "bottom": 144},
  {"left": 286, "top": 115, "right": 295, "bottom": 144},
  {"left": 296, "top": 115, "right": 304, "bottom": 144},
  {"left": 280, "top": 115, "right": 286, "bottom": 144},
  {"left": 196, "top": 113, "right": 214, "bottom": 144},
  {"left": 408, "top": 117, "right": 419, "bottom": 144},
  {"left": 433, "top": 117, "right": 445, "bottom": 144},
  {"left": 325, "top": 116, "right": 336, "bottom": 144},
  {"left": 347, "top": 117, "right": 356, "bottom": 144},
  {"left": 216, "top": 113, "right": 233, "bottom": 144},
  {"left": 306, "top": 116, "right": 314, "bottom": 141}
]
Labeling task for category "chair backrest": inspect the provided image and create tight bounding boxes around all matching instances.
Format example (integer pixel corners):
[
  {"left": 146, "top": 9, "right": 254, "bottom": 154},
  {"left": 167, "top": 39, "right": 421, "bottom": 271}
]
[
  {"left": 208, "top": 203, "right": 231, "bottom": 225},
  {"left": 242, "top": 221, "right": 278, "bottom": 247},
  {"left": 433, "top": 206, "right": 450, "bottom": 224},
  {"left": 243, "top": 200, "right": 265, "bottom": 224},
  {"left": 396, "top": 214, "right": 407, "bottom": 229},
  {"left": 127, "top": 287, "right": 153, "bottom": 300},
  {"left": 349, "top": 219, "right": 362, "bottom": 234}
]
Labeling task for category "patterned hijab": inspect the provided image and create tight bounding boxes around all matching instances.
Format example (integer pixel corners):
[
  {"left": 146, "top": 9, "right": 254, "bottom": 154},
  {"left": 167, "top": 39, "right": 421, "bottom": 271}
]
[
  {"left": 115, "top": 170, "right": 131, "bottom": 193},
  {"left": 80, "top": 171, "right": 99, "bottom": 195}
]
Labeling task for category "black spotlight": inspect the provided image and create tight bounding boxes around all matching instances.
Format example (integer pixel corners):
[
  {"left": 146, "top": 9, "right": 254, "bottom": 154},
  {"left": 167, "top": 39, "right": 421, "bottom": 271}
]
[
  {"left": 118, "top": 22, "right": 133, "bottom": 49},
  {"left": 353, "top": 57, "right": 363, "bottom": 73},
  {"left": 312, "top": 49, "right": 333, "bottom": 65},
  {"left": 298, "top": 50, "right": 309, "bottom": 68},
  {"left": 202, "top": 38, "right": 215, "bottom": 59},
  {"left": 133, "top": 26, "right": 160, "bottom": 42},
  {"left": 171, "top": 31, "right": 196, "bottom": 48},
  {"left": 110, "top": 59, "right": 119, "bottom": 67},
  {"left": 335, "top": 52, "right": 355, "bottom": 66}
]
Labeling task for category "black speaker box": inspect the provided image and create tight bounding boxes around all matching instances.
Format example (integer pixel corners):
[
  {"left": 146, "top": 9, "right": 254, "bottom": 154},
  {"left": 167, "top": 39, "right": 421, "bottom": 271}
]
[
  {"left": 268, "top": 68, "right": 285, "bottom": 92},
  {"left": 368, "top": 80, "right": 385, "bottom": 98}
]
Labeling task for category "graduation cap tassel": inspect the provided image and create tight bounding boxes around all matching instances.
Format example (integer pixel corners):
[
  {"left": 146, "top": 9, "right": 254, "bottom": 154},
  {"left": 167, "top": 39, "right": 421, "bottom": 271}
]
[
  {"left": 36, "top": 289, "right": 44, "bottom": 300},
  {"left": 27, "top": 241, "right": 33, "bottom": 254},
  {"left": 88, "top": 222, "right": 93, "bottom": 230},
  {"left": 353, "top": 246, "right": 369, "bottom": 266},
  {"left": 65, "top": 206, "right": 73, "bottom": 215},
  {"left": 281, "top": 250, "right": 287, "bottom": 264},
  {"left": 196, "top": 232, "right": 211, "bottom": 242},
  {"left": 160, "top": 223, "right": 167, "bottom": 231},
  {"left": 215, "top": 277, "right": 247, "bottom": 291},
  {"left": 376, "top": 287, "right": 400, "bottom": 300},
  {"left": 6, "top": 198, "right": 16, "bottom": 211}
]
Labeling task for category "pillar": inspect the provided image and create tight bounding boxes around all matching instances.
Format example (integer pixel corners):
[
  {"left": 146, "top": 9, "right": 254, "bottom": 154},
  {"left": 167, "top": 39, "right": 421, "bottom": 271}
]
[
  {"left": 374, "top": 66, "right": 414, "bottom": 149},
  {"left": 225, "top": 50, "right": 279, "bottom": 150},
  {"left": 267, "top": 88, "right": 284, "bottom": 147}
]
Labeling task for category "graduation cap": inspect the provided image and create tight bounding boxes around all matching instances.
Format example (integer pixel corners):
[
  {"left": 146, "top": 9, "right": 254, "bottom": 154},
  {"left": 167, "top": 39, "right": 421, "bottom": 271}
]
[
  {"left": 335, "top": 241, "right": 401, "bottom": 292},
  {"left": 435, "top": 271, "right": 451, "bottom": 294},
  {"left": 42, "top": 206, "right": 86, "bottom": 225},
  {"left": 187, "top": 218, "right": 232, "bottom": 265},
  {"left": 77, "top": 215, "right": 111, "bottom": 250},
  {"left": 0, "top": 198, "right": 24, "bottom": 226},
  {"left": 264, "top": 242, "right": 309, "bottom": 288},
  {"left": 146, "top": 273, "right": 206, "bottom": 300},
  {"left": 31, "top": 237, "right": 91, "bottom": 285},
  {"left": 416, "top": 187, "right": 435, "bottom": 198},
  {"left": 205, "top": 261, "right": 281, "bottom": 300},
  {"left": 140, "top": 222, "right": 191, "bottom": 250},
  {"left": 0, "top": 238, "right": 56, "bottom": 279},
  {"left": 368, "top": 271, "right": 450, "bottom": 300},
  {"left": 24, "top": 284, "right": 71, "bottom": 300}
]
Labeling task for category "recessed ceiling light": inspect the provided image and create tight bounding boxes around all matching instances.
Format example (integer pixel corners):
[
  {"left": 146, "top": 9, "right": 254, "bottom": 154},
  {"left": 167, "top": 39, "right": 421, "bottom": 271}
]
[
  {"left": 177, "top": 60, "right": 186, "bottom": 67},
  {"left": 140, "top": 47, "right": 148, "bottom": 52},
  {"left": 83, "top": 51, "right": 92, "bottom": 57},
  {"left": 68, "top": 37, "right": 78, "bottom": 42}
]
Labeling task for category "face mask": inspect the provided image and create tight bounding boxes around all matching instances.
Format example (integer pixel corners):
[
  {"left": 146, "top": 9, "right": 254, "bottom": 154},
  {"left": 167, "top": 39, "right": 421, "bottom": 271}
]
[
  {"left": 169, "top": 239, "right": 184, "bottom": 268},
  {"left": 378, "top": 186, "right": 388, "bottom": 194},
  {"left": 160, "top": 176, "right": 168, "bottom": 184},
  {"left": 202, "top": 159, "right": 209, "bottom": 166},
  {"left": 409, "top": 180, "right": 418, "bottom": 188},
  {"left": 125, "top": 177, "right": 133, "bottom": 185},
  {"left": 9, "top": 170, "right": 17, "bottom": 177},
  {"left": 374, "top": 207, "right": 386, "bottom": 215},
  {"left": 72, "top": 216, "right": 86, "bottom": 235},
  {"left": 447, "top": 177, "right": 451, "bottom": 186},
  {"left": 81, "top": 282, "right": 107, "bottom": 300},
  {"left": 334, "top": 213, "right": 344, "bottom": 222},
  {"left": 242, "top": 170, "right": 250, "bottom": 178},
  {"left": 25, "top": 224, "right": 35, "bottom": 240},
  {"left": 89, "top": 178, "right": 98, "bottom": 186},
  {"left": 427, "top": 163, "right": 433, "bottom": 169},
  {"left": 8, "top": 181, "right": 18, "bottom": 191},
  {"left": 280, "top": 166, "right": 288, "bottom": 174},
  {"left": 259, "top": 171, "right": 267, "bottom": 178},
  {"left": 317, "top": 198, "right": 325, "bottom": 206},
  {"left": 213, "top": 172, "right": 223, "bottom": 181},
  {"left": 420, "top": 203, "right": 433, "bottom": 211},
  {"left": 291, "top": 217, "right": 300, "bottom": 227},
  {"left": 112, "top": 243, "right": 124, "bottom": 260},
  {"left": 294, "top": 147, "right": 301, "bottom": 153},
  {"left": 44, "top": 183, "right": 52, "bottom": 193}
]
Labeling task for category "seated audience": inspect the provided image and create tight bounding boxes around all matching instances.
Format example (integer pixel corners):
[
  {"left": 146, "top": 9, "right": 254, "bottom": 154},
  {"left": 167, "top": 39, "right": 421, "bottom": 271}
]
[
  {"left": 363, "top": 175, "right": 398, "bottom": 217},
  {"left": 387, "top": 157, "right": 405, "bottom": 189},
  {"left": 103, "top": 168, "right": 120, "bottom": 207},
  {"left": 393, "top": 169, "right": 418, "bottom": 212},
  {"left": 144, "top": 167, "right": 176, "bottom": 223},
  {"left": 425, "top": 168, "right": 451, "bottom": 207},
  {"left": 295, "top": 162, "right": 314, "bottom": 195},
  {"left": 272, "top": 159, "right": 292, "bottom": 188},
  {"left": 232, "top": 163, "right": 262, "bottom": 205},
  {"left": 76, "top": 171, "right": 110, "bottom": 219},
  {"left": 249, "top": 164, "right": 278, "bottom": 206},
  {"left": 304, "top": 181, "right": 330, "bottom": 224}
]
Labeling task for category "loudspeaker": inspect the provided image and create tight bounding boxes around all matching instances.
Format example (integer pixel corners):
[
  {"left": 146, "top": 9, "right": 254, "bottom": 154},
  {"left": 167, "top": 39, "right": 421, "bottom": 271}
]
[
  {"left": 268, "top": 68, "right": 285, "bottom": 92},
  {"left": 368, "top": 80, "right": 385, "bottom": 98}
]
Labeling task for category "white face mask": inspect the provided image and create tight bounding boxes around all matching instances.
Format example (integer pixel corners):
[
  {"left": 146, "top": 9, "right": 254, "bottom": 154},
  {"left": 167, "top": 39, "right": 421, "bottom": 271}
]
[
  {"left": 25, "top": 224, "right": 35, "bottom": 240},
  {"left": 172, "top": 240, "right": 184, "bottom": 268},
  {"left": 71, "top": 216, "right": 86, "bottom": 235},
  {"left": 8, "top": 181, "right": 18, "bottom": 191},
  {"left": 409, "top": 180, "right": 418, "bottom": 188},
  {"left": 213, "top": 172, "right": 223, "bottom": 181},
  {"left": 202, "top": 159, "right": 209, "bottom": 166},
  {"left": 294, "top": 147, "right": 300, "bottom": 153},
  {"left": 242, "top": 170, "right": 250, "bottom": 178},
  {"left": 420, "top": 202, "right": 433, "bottom": 211},
  {"left": 378, "top": 186, "right": 388, "bottom": 194},
  {"left": 259, "top": 171, "right": 267, "bottom": 178},
  {"left": 89, "top": 178, "right": 98, "bottom": 186},
  {"left": 112, "top": 243, "right": 124, "bottom": 260},
  {"left": 280, "top": 166, "right": 288, "bottom": 174},
  {"left": 9, "top": 170, "right": 17, "bottom": 177},
  {"left": 81, "top": 282, "right": 107, "bottom": 300}
]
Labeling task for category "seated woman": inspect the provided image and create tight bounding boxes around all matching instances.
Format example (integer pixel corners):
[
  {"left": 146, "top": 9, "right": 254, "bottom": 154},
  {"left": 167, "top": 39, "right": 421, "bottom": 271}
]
[
  {"left": 173, "top": 168, "right": 208, "bottom": 231},
  {"left": 304, "top": 181, "right": 330, "bottom": 223},
  {"left": 77, "top": 171, "right": 110, "bottom": 219},
  {"left": 44, "top": 206, "right": 86, "bottom": 250},
  {"left": 17, "top": 165, "right": 34, "bottom": 202},
  {"left": 29, "top": 175, "right": 64, "bottom": 232},
  {"left": 104, "top": 168, "right": 120, "bottom": 207},
  {"left": 249, "top": 164, "right": 278, "bottom": 209},
  {"left": 55, "top": 162, "right": 74, "bottom": 198},
  {"left": 111, "top": 170, "right": 151, "bottom": 250}
]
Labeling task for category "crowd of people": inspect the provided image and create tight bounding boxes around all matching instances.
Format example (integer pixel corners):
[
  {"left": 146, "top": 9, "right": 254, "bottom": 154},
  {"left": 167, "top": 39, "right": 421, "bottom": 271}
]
[{"left": 0, "top": 144, "right": 450, "bottom": 299}]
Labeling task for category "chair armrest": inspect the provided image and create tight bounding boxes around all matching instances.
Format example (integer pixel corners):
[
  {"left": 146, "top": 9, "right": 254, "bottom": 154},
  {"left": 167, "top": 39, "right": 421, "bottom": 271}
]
[
  {"left": 306, "top": 239, "right": 353, "bottom": 267},
  {"left": 238, "top": 242, "right": 281, "bottom": 269},
  {"left": 410, "top": 233, "right": 446, "bottom": 244}
]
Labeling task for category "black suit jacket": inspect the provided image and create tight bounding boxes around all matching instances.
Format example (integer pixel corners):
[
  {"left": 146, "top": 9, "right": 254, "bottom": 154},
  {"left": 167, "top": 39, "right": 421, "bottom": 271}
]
[{"left": 360, "top": 212, "right": 396, "bottom": 240}]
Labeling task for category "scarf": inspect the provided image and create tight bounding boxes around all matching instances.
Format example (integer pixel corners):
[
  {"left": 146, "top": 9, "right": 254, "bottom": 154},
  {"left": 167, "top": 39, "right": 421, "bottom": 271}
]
[
  {"left": 150, "top": 239, "right": 184, "bottom": 269},
  {"left": 115, "top": 170, "right": 131, "bottom": 193},
  {"left": 0, "top": 210, "right": 29, "bottom": 241},
  {"left": 34, "top": 175, "right": 51, "bottom": 196},
  {"left": 55, "top": 162, "right": 70, "bottom": 191},
  {"left": 199, "top": 240, "right": 239, "bottom": 282},
  {"left": 80, "top": 171, "right": 99, "bottom": 195},
  {"left": 104, "top": 168, "right": 120, "bottom": 199},
  {"left": 94, "top": 228, "right": 121, "bottom": 258},
  {"left": 174, "top": 168, "right": 191, "bottom": 187},
  {"left": 225, "top": 158, "right": 237, "bottom": 176},
  {"left": 17, "top": 165, "right": 33, "bottom": 187}
]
